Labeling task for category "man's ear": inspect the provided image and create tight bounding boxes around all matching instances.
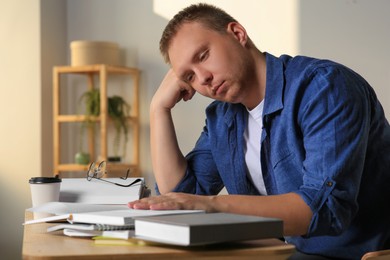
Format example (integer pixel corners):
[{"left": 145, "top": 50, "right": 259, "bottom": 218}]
[{"left": 227, "top": 22, "right": 248, "bottom": 46}]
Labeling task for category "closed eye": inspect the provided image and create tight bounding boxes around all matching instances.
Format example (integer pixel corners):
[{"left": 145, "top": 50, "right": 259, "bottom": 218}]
[
  {"left": 199, "top": 50, "right": 209, "bottom": 62},
  {"left": 180, "top": 48, "right": 209, "bottom": 83},
  {"left": 182, "top": 72, "right": 194, "bottom": 83},
  {"left": 186, "top": 73, "right": 194, "bottom": 82}
]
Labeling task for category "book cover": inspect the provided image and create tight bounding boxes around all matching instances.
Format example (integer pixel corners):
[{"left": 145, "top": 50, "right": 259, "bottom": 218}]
[{"left": 134, "top": 213, "right": 283, "bottom": 246}]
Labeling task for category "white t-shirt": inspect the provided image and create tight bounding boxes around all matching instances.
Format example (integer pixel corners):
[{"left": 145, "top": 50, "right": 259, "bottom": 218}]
[{"left": 244, "top": 100, "right": 267, "bottom": 195}]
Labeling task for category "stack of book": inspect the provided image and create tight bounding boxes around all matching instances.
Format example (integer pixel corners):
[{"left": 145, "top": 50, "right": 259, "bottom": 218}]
[
  {"left": 25, "top": 205, "right": 283, "bottom": 246},
  {"left": 25, "top": 178, "right": 284, "bottom": 246}
]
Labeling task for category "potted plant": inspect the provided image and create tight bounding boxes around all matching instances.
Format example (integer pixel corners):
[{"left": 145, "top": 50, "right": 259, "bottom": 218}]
[
  {"left": 76, "top": 89, "right": 130, "bottom": 164},
  {"left": 107, "top": 94, "right": 131, "bottom": 161}
]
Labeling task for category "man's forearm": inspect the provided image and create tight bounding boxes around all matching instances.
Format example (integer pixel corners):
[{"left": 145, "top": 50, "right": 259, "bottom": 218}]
[
  {"left": 150, "top": 106, "right": 187, "bottom": 194},
  {"left": 210, "top": 193, "right": 313, "bottom": 236},
  {"left": 129, "top": 191, "right": 313, "bottom": 236}
]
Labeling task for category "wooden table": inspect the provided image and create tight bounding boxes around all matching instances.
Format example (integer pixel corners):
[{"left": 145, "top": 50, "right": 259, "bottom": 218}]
[{"left": 22, "top": 211, "right": 295, "bottom": 259}]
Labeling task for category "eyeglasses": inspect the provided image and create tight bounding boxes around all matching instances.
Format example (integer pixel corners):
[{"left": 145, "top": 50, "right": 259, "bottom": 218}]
[{"left": 86, "top": 161, "right": 142, "bottom": 187}]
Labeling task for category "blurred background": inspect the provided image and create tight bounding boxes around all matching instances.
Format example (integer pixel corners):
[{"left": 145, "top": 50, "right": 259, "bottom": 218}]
[{"left": 1, "top": 0, "right": 389, "bottom": 258}]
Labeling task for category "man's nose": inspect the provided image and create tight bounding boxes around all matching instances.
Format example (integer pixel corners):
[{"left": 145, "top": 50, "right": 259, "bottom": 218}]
[{"left": 196, "top": 68, "right": 212, "bottom": 85}]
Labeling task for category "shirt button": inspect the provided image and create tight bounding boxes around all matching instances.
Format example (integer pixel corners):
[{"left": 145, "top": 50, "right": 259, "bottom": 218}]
[{"left": 326, "top": 181, "right": 333, "bottom": 187}]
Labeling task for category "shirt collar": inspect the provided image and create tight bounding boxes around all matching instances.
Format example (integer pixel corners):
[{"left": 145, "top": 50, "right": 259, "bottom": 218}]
[{"left": 263, "top": 52, "right": 285, "bottom": 116}]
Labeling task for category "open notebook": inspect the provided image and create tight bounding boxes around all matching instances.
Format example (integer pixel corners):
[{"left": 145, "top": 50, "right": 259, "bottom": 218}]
[{"left": 24, "top": 206, "right": 204, "bottom": 226}]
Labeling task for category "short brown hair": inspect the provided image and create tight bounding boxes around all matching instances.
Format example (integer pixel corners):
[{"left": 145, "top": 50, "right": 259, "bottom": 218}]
[{"left": 159, "top": 3, "right": 237, "bottom": 63}]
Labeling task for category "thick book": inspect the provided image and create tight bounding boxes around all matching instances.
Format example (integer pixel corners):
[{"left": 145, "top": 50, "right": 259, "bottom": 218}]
[
  {"left": 24, "top": 208, "right": 204, "bottom": 226},
  {"left": 134, "top": 213, "right": 283, "bottom": 246}
]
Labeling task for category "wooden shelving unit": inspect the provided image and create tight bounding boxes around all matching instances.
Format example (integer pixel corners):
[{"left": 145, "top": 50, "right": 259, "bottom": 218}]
[{"left": 53, "top": 64, "right": 140, "bottom": 177}]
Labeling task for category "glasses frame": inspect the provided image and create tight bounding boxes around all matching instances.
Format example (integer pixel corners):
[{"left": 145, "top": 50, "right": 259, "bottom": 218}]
[{"left": 86, "top": 161, "right": 142, "bottom": 187}]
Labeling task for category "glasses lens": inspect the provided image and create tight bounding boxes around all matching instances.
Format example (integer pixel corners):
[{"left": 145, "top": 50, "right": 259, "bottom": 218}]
[
  {"left": 96, "top": 161, "right": 106, "bottom": 178},
  {"left": 87, "top": 162, "right": 96, "bottom": 180}
]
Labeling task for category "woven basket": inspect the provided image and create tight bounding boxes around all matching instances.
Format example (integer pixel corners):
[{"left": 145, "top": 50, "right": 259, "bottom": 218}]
[{"left": 70, "top": 41, "right": 120, "bottom": 66}]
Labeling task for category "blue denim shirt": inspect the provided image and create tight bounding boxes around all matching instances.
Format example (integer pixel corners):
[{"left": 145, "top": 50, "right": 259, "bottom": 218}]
[{"left": 163, "top": 53, "right": 390, "bottom": 259}]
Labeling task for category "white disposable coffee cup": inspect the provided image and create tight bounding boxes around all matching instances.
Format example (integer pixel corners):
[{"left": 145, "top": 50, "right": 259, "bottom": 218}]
[{"left": 29, "top": 177, "right": 62, "bottom": 207}]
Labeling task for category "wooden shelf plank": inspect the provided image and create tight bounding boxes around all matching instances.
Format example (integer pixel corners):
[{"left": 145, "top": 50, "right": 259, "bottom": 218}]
[
  {"left": 57, "top": 163, "right": 140, "bottom": 178},
  {"left": 58, "top": 163, "right": 138, "bottom": 171},
  {"left": 54, "top": 64, "right": 139, "bottom": 75},
  {"left": 56, "top": 115, "right": 137, "bottom": 123}
]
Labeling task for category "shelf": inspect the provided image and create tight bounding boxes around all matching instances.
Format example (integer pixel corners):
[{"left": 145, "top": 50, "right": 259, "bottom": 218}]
[{"left": 53, "top": 64, "right": 140, "bottom": 177}]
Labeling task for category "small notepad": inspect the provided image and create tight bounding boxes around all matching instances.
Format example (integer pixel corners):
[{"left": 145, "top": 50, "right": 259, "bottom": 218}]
[{"left": 47, "top": 223, "right": 134, "bottom": 232}]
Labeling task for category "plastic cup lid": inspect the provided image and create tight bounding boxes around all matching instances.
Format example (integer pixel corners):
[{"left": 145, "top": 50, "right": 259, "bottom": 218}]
[{"left": 29, "top": 177, "right": 62, "bottom": 184}]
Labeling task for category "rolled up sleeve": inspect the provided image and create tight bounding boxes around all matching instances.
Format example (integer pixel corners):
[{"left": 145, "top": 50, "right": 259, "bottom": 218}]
[{"left": 294, "top": 66, "right": 371, "bottom": 237}]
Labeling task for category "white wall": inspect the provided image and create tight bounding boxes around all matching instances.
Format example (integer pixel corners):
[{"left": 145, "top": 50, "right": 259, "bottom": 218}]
[
  {"left": 298, "top": 0, "right": 390, "bottom": 118},
  {"left": 0, "top": 0, "right": 66, "bottom": 258},
  {"left": 41, "top": 0, "right": 68, "bottom": 180},
  {"left": 0, "top": 1, "right": 41, "bottom": 259}
]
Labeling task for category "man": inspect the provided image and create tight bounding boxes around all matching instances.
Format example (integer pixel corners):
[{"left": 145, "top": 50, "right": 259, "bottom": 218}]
[{"left": 128, "top": 3, "right": 390, "bottom": 259}]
